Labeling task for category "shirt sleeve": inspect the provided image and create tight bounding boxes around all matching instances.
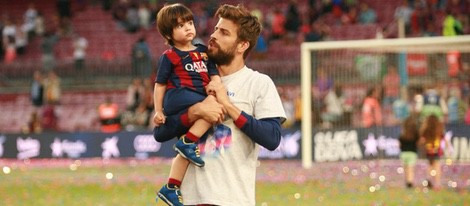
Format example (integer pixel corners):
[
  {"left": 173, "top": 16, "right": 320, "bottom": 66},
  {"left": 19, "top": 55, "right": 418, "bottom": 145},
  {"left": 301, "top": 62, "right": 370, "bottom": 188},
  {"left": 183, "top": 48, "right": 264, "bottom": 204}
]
[
  {"left": 234, "top": 111, "right": 282, "bottom": 151},
  {"left": 155, "top": 53, "right": 172, "bottom": 84}
]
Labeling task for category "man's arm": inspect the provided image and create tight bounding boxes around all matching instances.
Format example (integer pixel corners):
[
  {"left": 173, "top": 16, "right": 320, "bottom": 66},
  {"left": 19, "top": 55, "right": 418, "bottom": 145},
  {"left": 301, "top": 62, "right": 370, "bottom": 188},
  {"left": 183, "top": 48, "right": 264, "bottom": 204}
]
[
  {"left": 207, "top": 80, "right": 283, "bottom": 150},
  {"left": 234, "top": 112, "right": 282, "bottom": 151},
  {"left": 153, "top": 97, "right": 226, "bottom": 142}
]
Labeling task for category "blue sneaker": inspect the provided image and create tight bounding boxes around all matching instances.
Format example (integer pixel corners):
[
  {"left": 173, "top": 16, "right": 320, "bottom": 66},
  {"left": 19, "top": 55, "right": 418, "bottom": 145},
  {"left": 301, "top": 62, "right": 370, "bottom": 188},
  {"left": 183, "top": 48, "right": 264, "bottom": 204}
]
[
  {"left": 174, "top": 137, "right": 205, "bottom": 167},
  {"left": 157, "top": 184, "right": 183, "bottom": 206}
]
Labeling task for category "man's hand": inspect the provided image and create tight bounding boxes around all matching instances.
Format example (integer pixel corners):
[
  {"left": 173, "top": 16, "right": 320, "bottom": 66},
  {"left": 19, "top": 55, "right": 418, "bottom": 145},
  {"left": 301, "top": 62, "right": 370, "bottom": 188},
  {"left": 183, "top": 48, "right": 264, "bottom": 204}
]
[
  {"left": 189, "top": 95, "right": 226, "bottom": 124},
  {"left": 206, "top": 80, "right": 231, "bottom": 107}
]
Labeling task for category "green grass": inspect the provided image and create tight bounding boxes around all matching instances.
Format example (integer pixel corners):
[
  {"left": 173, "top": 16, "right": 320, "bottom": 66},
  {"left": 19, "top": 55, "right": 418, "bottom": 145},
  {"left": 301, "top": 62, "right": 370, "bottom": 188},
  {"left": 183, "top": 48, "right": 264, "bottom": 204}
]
[{"left": 0, "top": 159, "right": 468, "bottom": 206}]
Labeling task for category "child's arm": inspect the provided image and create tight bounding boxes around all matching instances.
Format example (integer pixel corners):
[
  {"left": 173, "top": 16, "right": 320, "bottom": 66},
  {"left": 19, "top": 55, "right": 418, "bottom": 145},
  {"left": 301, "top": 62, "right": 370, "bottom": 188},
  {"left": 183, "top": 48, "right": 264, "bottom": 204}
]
[{"left": 153, "top": 83, "right": 167, "bottom": 126}]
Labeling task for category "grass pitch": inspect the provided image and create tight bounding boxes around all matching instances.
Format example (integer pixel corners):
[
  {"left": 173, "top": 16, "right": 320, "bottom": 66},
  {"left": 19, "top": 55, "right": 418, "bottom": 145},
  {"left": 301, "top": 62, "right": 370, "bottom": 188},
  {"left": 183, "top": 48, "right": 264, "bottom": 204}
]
[{"left": 0, "top": 158, "right": 468, "bottom": 206}]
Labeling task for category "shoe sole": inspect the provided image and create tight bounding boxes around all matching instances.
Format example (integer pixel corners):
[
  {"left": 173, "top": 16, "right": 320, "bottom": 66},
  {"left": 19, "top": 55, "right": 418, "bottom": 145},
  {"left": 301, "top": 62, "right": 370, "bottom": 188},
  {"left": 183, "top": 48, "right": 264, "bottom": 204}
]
[
  {"left": 175, "top": 147, "right": 205, "bottom": 167},
  {"left": 157, "top": 192, "right": 175, "bottom": 206}
]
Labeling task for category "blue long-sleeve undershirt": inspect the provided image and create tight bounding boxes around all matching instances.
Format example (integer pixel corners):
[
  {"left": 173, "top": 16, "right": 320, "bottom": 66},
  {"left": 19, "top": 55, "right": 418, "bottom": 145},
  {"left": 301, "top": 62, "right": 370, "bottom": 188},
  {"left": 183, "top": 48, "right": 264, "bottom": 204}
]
[{"left": 153, "top": 111, "right": 282, "bottom": 151}]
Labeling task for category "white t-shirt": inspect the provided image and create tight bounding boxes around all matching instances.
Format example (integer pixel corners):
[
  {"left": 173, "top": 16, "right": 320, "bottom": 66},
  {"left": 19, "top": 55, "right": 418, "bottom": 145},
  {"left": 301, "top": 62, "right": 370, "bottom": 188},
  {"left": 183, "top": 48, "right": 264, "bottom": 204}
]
[{"left": 181, "top": 66, "right": 286, "bottom": 206}]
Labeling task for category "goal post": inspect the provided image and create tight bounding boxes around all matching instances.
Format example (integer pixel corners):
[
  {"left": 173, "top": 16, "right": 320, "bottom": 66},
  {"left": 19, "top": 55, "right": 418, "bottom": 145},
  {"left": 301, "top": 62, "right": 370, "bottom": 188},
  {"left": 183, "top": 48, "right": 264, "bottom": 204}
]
[{"left": 300, "top": 35, "right": 470, "bottom": 169}]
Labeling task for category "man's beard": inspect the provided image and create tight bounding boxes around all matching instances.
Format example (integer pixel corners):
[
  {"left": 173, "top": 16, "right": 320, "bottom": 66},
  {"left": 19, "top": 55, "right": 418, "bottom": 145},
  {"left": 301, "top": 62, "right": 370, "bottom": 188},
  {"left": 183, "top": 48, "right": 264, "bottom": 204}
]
[{"left": 208, "top": 39, "right": 236, "bottom": 66}]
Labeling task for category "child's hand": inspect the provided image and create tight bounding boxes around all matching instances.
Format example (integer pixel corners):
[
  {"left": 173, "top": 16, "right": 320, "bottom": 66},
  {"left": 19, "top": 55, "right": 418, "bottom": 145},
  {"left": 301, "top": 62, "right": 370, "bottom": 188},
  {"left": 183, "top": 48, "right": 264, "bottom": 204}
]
[{"left": 153, "top": 111, "right": 166, "bottom": 126}]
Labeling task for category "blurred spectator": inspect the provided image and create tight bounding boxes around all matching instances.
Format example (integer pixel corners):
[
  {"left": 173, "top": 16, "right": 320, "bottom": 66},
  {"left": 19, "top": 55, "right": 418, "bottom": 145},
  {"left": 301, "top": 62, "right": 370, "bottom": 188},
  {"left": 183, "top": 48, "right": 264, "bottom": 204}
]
[
  {"left": 131, "top": 35, "right": 152, "bottom": 78},
  {"left": 142, "top": 78, "right": 154, "bottom": 113},
  {"left": 112, "top": 0, "right": 130, "bottom": 30},
  {"left": 415, "top": 85, "right": 447, "bottom": 121},
  {"left": 42, "top": 104, "right": 58, "bottom": 131},
  {"left": 121, "top": 102, "right": 150, "bottom": 131},
  {"left": 44, "top": 71, "right": 61, "bottom": 105},
  {"left": 420, "top": 114, "right": 448, "bottom": 190},
  {"left": 31, "top": 70, "right": 44, "bottom": 108},
  {"left": 34, "top": 11, "right": 45, "bottom": 36},
  {"left": 24, "top": 2, "right": 38, "bottom": 39},
  {"left": 2, "top": 18, "right": 16, "bottom": 44},
  {"left": 72, "top": 33, "right": 88, "bottom": 71},
  {"left": 315, "top": 68, "right": 334, "bottom": 99},
  {"left": 442, "top": 9, "right": 463, "bottom": 36},
  {"left": 285, "top": 0, "right": 301, "bottom": 43},
  {"left": 126, "top": 3, "right": 140, "bottom": 33},
  {"left": 394, "top": 0, "right": 413, "bottom": 35},
  {"left": 341, "top": 6, "right": 358, "bottom": 24},
  {"left": 398, "top": 115, "right": 420, "bottom": 188},
  {"left": 358, "top": 2, "right": 377, "bottom": 24},
  {"left": 252, "top": 30, "right": 268, "bottom": 59},
  {"left": 393, "top": 91, "right": 412, "bottom": 123},
  {"left": 304, "top": 19, "right": 331, "bottom": 42},
  {"left": 248, "top": 2, "right": 263, "bottom": 27},
  {"left": 321, "top": 85, "right": 346, "bottom": 128},
  {"left": 138, "top": 2, "right": 151, "bottom": 29},
  {"left": 126, "top": 78, "right": 145, "bottom": 111},
  {"left": 269, "top": 8, "right": 286, "bottom": 42},
  {"left": 4, "top": 35, "right": 16, "bottom": 64},
  {"left": 362, "top": 87, "right": 383, "bottom": 127},
  {"left": 22, "top": 111, "right": 43, "bottom": 134},
  {"left": 382, "top": 65, "right": 401, "bottom": 106},
  {"left": 14, "top": 20, "right": 28, "bottom": 55},
  {"left": 98, "top": 96, "right": 121, "bottom": 133},
  {"left": 447, "top": 86, "right": 467, "bottom": 124},
  {"left": 280, "top": 87, "right": 295, "bottom": 128},
  {"left": 41, "top": 31, "right": 59, "bottom": 71}
]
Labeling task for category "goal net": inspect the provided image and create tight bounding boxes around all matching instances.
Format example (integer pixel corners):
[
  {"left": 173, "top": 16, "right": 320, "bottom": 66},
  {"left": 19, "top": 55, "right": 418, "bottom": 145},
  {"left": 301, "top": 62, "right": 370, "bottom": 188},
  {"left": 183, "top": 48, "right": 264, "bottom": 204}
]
[{"left": 300, "top": 35, "right": 470, "bottom": 168}]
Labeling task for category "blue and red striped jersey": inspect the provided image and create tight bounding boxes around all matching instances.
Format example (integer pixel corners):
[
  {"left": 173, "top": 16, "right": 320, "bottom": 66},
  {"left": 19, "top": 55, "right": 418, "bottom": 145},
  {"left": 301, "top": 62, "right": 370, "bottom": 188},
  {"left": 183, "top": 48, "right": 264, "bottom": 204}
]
[{"left": 155, "top": 44, "right": 218, "bottom": 95}]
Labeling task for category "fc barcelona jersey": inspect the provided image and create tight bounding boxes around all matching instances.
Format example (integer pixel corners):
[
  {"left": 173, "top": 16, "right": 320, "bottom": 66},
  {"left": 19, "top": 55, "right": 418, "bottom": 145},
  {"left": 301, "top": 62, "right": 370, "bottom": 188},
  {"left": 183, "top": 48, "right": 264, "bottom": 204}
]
[{"left": 155, "top": 44, "right": 218, "bottom": 95}]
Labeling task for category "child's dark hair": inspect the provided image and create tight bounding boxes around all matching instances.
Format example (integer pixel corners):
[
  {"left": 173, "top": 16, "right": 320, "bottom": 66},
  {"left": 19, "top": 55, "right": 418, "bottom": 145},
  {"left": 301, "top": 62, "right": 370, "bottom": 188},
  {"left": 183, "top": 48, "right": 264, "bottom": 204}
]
[
  {"left": 420, "top": 114, "right": 443, "bottom": 144},
  {"left": 156, "top": 3, "right": 194, "bottom": 46},
  {"left": 400, "top": 115, "right": 419, "bottom": 141}
]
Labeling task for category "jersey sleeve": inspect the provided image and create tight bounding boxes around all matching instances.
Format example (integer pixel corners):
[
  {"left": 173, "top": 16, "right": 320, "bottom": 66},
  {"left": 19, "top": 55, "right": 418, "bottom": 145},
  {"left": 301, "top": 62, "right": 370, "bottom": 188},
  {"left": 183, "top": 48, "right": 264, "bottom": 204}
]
[{"left": 155, "top": 53, "right": 172, "bottom": 84}]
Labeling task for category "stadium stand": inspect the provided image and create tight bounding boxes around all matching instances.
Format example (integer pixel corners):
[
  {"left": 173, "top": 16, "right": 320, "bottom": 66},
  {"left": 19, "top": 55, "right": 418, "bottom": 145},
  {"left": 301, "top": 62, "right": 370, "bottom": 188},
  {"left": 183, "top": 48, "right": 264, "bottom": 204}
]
[{"left": 1, "top": 0, "right": 469, "bottom": 133}]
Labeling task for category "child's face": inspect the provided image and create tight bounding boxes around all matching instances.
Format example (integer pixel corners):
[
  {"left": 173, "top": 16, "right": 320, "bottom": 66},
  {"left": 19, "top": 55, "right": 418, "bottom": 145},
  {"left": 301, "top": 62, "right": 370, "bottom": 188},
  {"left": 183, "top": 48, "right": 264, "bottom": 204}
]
[{"left": 172, "top": 18, "right": 196, "bottom": 45}]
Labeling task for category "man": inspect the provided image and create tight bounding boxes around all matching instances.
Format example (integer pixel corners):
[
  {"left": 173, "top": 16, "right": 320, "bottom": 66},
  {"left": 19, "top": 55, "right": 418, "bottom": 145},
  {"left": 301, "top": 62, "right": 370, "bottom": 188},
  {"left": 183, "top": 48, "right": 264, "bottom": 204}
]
[{"left": 154, "top": 4, "right": 286, "bottom": 206}]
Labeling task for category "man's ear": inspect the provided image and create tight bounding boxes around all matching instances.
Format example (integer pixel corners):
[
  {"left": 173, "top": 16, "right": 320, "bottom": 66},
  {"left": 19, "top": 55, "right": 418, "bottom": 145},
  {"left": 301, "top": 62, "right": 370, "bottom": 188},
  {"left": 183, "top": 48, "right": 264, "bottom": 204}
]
[{"left": 237, "top": 41, "right": 249, "bottom": 53}]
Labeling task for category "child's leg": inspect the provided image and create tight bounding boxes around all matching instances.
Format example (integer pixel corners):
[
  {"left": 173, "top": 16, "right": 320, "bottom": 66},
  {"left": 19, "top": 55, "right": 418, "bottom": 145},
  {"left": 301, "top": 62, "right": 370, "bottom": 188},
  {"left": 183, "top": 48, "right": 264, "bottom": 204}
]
[
  {"left": 174, "top": 119, "right": 212, "bottom": 167},
  {"left": 184, "top": 119, "right": 212, "bottom": 143},
  {"left": 157, "top": 154, "right": 189, "bottom": 206},
  {"left": 167, "top": 154, "right": 190, "bottom": 188},
  {"left": 432, "top": 161, "right": 441, "bottom": 189}
]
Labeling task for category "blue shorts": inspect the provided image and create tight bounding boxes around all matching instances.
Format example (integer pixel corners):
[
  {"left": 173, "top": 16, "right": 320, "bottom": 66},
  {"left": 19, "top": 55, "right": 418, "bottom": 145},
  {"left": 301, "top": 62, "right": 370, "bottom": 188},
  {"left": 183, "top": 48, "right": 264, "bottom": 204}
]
[{"left": 163, "top": 88, "right": 206, "bottom": 116}]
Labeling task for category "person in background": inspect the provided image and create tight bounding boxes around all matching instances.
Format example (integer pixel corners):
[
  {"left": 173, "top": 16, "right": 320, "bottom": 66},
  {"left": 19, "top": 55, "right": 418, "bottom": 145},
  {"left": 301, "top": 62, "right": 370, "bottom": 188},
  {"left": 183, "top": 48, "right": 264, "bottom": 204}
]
[
  {"left": 126, "top": 78, "right": 145, "bottom": 111},
  {"left": 31, "top": 70, "right": 44, "bottom": 109},
  {"left": 73, "top": 33, "right": 88, "bottom": 72},
  {"left": 98, "top": 96, "right": 121, "bottom": 133},
  {"left": 420, "top": 114, "right": 449, "bottom": 190},
  {"left": 382, "top": 65, "right": 400, "bottom": 106},
  {"left": 131, "top": 35, "right": 152, "bottom": 78},
  {"left": 22, "top": 111, "right": 43, "bottom": 134},
  {"left": 362, "top": 87, "right": 382, "bottom": 127},
  {"left": 399, "top": 115, "right": 421, "bottom": 188},
  {"left": 44, "top": 71, "right": 61, "bottom": 105}
]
